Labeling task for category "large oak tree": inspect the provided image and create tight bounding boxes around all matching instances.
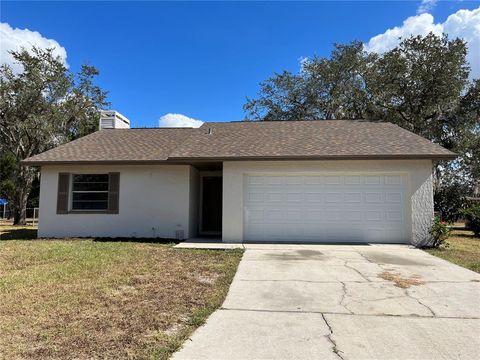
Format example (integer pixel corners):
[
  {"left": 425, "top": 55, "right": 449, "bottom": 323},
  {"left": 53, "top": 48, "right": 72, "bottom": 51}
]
[
  {"left": 0, "top": 47, "right": 109, "bottom": 224},
  {"left": 245, "top": 33, "right": 480, "bottom": 216}
]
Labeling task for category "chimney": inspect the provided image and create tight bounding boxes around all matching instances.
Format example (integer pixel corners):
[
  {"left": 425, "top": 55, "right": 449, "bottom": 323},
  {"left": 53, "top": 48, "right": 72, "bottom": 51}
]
[{"left": 99, "top": 110, "right": 130, "bottom": 130}]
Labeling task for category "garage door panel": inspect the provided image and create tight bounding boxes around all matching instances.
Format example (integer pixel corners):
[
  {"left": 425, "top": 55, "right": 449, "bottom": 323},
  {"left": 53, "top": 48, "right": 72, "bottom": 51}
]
[
  {"left": 386, "top": 192, "right": 403, "bottom": 203},
  {"left": 244, "top": 174, "right": 408, "bottom": 243},
  {"left": 247, "top": 192, "right": 264, "bottom": 202},
  {"left": 304, "top": 176, "right": 323, "bottom": 185},
  {"left": 286, "top": 192, "right": 303, "bottom": 202},
  {"left": 325, "top": 192, "right": 343, "bottom": 203},
  {"left": 305, "top": 192, "right": 323, "bottom": 202},
  {"left": 365, "top": 192, "right": 383, "bottom": 203},
  {"left": 265, "top": 176, "right": 283, "bottom": 185},
  {"left": 325, "top": 176, "right": 342, "bottom": 185},
  {"left": 385, "top": 175, "right": 403, "bottom": 185},
  {"left": 365, "top": 175, "right": 382, "bottom": 185}
]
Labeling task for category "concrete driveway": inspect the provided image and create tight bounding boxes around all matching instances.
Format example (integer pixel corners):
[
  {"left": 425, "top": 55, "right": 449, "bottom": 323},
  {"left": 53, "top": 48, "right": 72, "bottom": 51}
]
[{"left": 173, "top": 244, "right": 480, "bottom": 360}]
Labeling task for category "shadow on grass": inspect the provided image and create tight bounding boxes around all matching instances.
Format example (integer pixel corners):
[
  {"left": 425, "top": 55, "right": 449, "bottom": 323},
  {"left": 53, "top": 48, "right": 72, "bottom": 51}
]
[
  {"left": 0, "top": 228, "right": 38, "bottom": 240},
  {"left": 0, "top": 227, "right": 179, "bottom": 244}
]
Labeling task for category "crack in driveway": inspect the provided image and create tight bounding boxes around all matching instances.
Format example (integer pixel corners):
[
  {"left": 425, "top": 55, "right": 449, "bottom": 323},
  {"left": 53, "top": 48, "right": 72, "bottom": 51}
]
[
  {"left": 339, "top": 281, "right": 353, "bottom": 314},
  {"left": 343, "top": 261, "right": 372, "bottom": 282},
  {"left": 404, "top": 288, "right": 437, "bottom": 316},
  {"left": 321, "top": 313, "right": 345, "bottom": 360},
  {"left": 219, "top": 307, "right": 480, "bottom": 320},
  {"left": 174, "top": 247, "right": 480, "bottom": 360}
]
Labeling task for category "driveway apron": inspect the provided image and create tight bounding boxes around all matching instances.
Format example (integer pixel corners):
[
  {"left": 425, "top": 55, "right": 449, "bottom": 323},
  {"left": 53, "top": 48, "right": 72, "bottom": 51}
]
[{"left": 173, "top": 244, "right": 480, "bottom": 360}]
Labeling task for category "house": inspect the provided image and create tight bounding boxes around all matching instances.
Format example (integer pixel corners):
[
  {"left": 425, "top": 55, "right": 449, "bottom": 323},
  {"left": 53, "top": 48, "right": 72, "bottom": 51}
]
[{"left": 23, "top": 119, "right": 455, "bottom": 246}]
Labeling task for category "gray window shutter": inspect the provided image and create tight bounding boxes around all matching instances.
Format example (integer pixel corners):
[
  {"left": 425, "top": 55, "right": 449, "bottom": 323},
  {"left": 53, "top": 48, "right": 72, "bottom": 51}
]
[
  {"left": 108, "top": 172, "right": 120, "bottom": 214},
  {"left": 56, "top": 173, "right": 70, "bottom": 214}
]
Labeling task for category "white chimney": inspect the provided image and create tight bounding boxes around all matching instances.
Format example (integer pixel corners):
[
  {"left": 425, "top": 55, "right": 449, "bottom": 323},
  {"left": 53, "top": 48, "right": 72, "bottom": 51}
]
[{"left": 99, "top": 110, "right": 130, "bottom": 130}]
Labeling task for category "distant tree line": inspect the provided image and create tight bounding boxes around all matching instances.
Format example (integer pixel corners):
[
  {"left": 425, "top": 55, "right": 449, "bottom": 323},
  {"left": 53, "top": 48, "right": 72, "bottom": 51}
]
[{"left": 245, "top": 34, "right": 480, "bottom": 221}]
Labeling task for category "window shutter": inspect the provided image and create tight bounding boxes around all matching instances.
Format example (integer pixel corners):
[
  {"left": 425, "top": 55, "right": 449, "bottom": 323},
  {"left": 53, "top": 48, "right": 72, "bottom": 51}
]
[
  {"left": 56, "top": 173, "right": 70, "bottom": 214},
  {"left": 108, "top": 172, "right": 120, "bottom": 214}
]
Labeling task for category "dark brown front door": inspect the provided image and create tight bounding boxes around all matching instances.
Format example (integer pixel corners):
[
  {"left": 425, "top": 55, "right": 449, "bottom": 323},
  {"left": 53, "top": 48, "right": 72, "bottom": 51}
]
[{"left": 201, "top": 176, "right": 222, "bottom": 233}]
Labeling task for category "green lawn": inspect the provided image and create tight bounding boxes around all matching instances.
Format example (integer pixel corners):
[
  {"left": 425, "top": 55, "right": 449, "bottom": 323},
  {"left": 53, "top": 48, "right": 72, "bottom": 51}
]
[
  {"left": 0, "top": 223, "right": 243, "bottom": 359},
  {"left": 426, "top": 224, "right": 480, "bottom": 273}
]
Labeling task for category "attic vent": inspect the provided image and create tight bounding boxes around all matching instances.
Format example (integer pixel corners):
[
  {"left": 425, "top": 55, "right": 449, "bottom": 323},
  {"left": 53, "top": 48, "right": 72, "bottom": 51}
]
[
  {"left": 100, "top": 118, "right": 114, "bottom": 129},
  {"left": 99, "top": 110, "right": 131, "bottom": 130},
  {"left": 206, "top": 127, "right": 213, "bottom": 135}
]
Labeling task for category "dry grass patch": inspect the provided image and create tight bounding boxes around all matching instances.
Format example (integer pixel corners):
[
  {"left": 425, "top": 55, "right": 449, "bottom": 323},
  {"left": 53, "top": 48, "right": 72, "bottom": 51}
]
[
  {"left": 378, "top": 271, "right": 425, "bottom": 288},
  {"left": 426, "top": 224, "right": 480, "bottom": 273},
  {"left": 0, "top": 224, "right": 243, "bottom": 359}
]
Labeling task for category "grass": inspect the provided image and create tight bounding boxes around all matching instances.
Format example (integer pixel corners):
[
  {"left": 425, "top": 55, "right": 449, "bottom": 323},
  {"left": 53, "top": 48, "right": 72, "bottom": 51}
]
[
  {"left": 425, "top": 223, "right": 480, "bottom": 273},
  {"left": 0, "top": 222, "right": 243, "bottom": 359}
]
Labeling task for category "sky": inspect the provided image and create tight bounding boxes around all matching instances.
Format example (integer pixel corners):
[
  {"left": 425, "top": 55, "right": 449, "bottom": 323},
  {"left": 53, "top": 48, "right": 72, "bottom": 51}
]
[{"left": 1, "top": 1, "right": 479, "bottom": 128}]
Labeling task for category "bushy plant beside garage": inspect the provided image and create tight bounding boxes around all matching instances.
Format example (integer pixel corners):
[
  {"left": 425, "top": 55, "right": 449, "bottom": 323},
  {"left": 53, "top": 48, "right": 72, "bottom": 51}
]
[
  {"left": 463, "top": 204, "right": 480, "bottom": 237},
  {"left": 429, "top": 217, "right": 452, "bottom": 248}
]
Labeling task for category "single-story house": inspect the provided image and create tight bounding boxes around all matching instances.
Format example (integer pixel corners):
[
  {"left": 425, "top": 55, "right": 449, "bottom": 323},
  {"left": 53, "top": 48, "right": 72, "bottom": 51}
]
[{"left": 23, "top": 120, "right": 455, "bottom": 246}]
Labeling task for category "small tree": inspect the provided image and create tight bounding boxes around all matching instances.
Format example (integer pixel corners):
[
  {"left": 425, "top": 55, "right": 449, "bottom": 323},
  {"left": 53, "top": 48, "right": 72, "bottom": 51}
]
[{"left": 0, "top": 47, "right": 109, "bottom": 224}]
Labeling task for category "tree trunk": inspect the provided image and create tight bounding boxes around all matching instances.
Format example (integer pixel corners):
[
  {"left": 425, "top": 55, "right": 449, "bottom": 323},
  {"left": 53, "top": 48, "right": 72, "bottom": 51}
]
[
  {"left": 12, "top": 187, "right": 29, "bottom": 225},
  {"left": 12, "top": 168, "right": 35, "bottom": 226}
]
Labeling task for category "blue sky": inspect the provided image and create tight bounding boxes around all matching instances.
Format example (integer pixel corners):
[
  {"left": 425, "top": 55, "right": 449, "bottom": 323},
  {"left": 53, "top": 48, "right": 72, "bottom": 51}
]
[{"left": 1, "top": 1, "right": 479, "bottom": 127}]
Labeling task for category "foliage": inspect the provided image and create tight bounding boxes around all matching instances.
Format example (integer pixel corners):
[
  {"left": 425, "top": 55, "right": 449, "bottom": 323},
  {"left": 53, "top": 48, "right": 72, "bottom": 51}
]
[
  {"left": 429, "top": 217, "right": 452, "bottom": 248},
  {"left": 0, "top": 152, "right": 16, "bottom": 201},
  {"left": 0, "top": 47, "right": 109, "bottom": 224},
  {"left": 244, "top": 41, "right": 375, "bottom": 120},
  {"left": 463, "top": 204, "right": 480, "bottom": 237},
  {"left": 434, "top": 184, "right": 468, "bottom": 222},
  {"left": 425, "top": 225, "right": 480, "bottom": 273},
  {"left": 245, "top": 33, "right": 480, "bottom": 209}
]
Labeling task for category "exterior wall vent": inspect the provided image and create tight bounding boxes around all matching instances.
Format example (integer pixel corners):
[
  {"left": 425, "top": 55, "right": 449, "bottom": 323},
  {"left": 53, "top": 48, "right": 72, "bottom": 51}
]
[{"left": 99, "top": 110, "right": 131, "bottom": 130}]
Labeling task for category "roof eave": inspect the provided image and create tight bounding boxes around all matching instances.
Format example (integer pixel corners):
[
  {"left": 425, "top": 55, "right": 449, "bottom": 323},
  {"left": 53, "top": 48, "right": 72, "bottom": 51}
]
[
  {"left": 168, "top": 153, "right": 457, "bottom": 161},
  {"left": 22, "top": 153, "right": 457, "bottom": 166}
]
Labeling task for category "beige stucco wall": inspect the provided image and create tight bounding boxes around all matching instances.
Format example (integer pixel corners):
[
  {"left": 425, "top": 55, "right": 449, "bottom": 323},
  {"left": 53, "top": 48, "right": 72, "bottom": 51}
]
[
  {"left": 38, "top": 165, "right": 196, "bottom": 239},
  {"left": 222, "top": 160, "right": 434, "bottom": 246}
]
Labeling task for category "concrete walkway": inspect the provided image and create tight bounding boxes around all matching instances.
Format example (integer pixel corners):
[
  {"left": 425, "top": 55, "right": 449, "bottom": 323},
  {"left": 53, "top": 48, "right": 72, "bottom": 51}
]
[{"left": 173, "top": 245, "right": 480, "bottom": 360}]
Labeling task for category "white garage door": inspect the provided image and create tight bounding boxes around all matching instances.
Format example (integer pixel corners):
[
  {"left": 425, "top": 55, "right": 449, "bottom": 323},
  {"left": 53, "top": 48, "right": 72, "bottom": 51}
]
[{"left": 244, "top": 174, "right": 408, "bottom": 243}]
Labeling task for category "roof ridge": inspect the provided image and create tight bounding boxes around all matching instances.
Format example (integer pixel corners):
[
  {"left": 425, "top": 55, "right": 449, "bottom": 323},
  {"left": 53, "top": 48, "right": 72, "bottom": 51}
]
[{"left": 202, "top": 119, "right": 388, "bottom": 124}]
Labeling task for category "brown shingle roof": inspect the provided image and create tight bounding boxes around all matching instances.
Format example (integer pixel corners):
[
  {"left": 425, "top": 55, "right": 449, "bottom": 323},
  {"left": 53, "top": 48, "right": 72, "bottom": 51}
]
[
  {"left": 22, "top": 120, "right": 456, "bottom": 165},
  {"left": 22, "top": 128, "right": 197, "bottom": 164},
  {"left": 169, "top": 120, "right": 455, "bottom": 160}
]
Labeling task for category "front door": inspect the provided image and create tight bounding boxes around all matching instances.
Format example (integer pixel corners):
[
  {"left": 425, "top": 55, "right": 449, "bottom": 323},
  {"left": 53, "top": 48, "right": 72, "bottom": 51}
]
[{"left": 201, "top": 176, "right": 222, "bottom": 234}]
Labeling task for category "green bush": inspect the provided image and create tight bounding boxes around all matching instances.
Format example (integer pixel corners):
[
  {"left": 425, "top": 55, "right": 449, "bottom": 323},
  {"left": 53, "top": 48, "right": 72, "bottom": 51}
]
[
  {"left": 434, "top": 185, "right": 468, "bottom": 222},
  {"left": 429, "top": 217, "right": 451, "bottom": 248},
  {"left": 463, "top": 204, "right": 480, "bottom": 237}
]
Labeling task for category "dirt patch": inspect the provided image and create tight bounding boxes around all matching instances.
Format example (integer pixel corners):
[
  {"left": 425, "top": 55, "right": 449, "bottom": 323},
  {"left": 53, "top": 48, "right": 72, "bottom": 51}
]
[{"left": 378, "top": 271, "right": 425, "bottom": 288}]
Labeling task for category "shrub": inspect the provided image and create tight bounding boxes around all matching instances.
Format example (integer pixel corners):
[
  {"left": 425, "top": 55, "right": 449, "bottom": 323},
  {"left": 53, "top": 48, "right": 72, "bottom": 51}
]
[
  {"left": 463, "top": 204, "right": 480, "bottom": 237},
  {"left": 429, "top": 217, "right": 451, "bottom": 248},
  {"left": 434, "top": 185, "right": 468, "bottom": 222}
]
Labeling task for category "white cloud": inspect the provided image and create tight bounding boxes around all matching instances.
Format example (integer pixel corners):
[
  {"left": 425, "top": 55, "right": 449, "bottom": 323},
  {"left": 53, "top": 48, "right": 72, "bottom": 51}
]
[
  {"left": 365, "top": 13, "right": 443, "bottom": 53},
  {"left": 0, "top": 22, "right": 68, "bottom": 73},
  {"left": 417, "top": 0, "right": 438, "bottom": 15},
  {"left": 158, "top": 113, "right": 204, "bottom": 128},
  {"left": 365, "top": 7, "right": 480, "bottom": 78}
]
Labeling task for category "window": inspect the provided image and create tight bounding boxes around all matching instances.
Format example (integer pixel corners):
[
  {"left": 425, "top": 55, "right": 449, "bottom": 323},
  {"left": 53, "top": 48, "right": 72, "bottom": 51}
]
[{"left": 71, "top": 174, "right": 109, "bottom": 211}]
